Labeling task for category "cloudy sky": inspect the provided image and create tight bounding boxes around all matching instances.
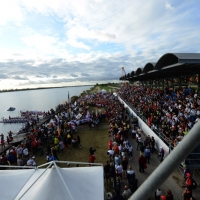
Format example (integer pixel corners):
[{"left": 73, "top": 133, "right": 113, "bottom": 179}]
[{"left": 0, "top": 0, "right": 199, "bottom": 90}]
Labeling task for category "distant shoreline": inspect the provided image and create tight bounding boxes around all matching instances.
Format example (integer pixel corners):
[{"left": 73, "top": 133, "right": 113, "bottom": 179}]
[{"left": 0, "top": 85, "right": 94, "bottom": 93}]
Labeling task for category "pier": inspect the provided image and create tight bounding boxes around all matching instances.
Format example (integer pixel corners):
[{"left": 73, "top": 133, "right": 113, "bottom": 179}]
[{"left": 0, "top": 115, "right": 53, "bottom": 154}]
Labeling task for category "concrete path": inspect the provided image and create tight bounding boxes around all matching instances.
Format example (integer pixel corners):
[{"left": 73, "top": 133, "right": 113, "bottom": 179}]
[{"left": 119, "top": 126, "right": 200, "bottom": 199}]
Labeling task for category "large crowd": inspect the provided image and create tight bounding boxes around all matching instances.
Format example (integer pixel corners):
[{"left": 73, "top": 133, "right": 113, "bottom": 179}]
[
  {"left": 118, "top": 83, "right": 200, "bottom": 148},
  {"left": 0, "top": 85, "right": 198, "bottom": 199}
]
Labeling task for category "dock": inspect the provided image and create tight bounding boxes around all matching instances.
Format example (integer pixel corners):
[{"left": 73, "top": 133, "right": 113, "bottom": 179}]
[{"left": 0, "top": 115, "right": 53, "bottom": 154}]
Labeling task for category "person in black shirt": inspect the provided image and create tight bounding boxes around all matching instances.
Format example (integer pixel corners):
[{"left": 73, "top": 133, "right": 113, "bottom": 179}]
[
  {"left": 104, "top": 161, "right": 111, "bottom": 185},
  {"left": 89, "top": 147, "right": 96, "bottom": 155}
]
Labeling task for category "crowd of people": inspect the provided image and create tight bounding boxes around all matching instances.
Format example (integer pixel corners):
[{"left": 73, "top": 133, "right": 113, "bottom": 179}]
[
  {"left": 0, "top": 92, "right": 108, "bottom": 168},
  {"left": 118, "top": 83, "right": 200, "bottom": 148},
  {"left": 0, "top": 85, "right": 199, "bottom": 199}
]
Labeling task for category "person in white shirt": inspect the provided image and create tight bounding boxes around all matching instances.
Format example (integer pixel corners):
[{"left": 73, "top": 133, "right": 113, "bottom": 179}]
[
  {"left": 23, "top": 147, "right": 29, "bottom": 158},
  {"left": 17, "top": 145, "right": 23, "bottom": 156},
  {"left": 128, "top": 145, "right": 133, "bottom": 160},
  {"left": 27, "top": 157, "right": 33, "bottom": 166},
  {"left": 131, "top": 128, "right": 137, "bottom": 138},
  {"left": 32, "top": 156, "right": 37, "bottom": 166},
  {"left": 155, "top": 188, "right": 162, "bottom": 200},
  {"left": 107, "top": 149, "right": 114, "bottom": 161},
  {"left": 116, "top": 164, "right": 123, "bottom": 180}
]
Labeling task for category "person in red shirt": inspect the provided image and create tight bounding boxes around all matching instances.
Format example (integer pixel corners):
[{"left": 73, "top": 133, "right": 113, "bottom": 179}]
[
  {"left": 89, "top": 153, "right": 96, "bottom": 163},
  {"left": 138, "top": 154, "right": 146, "bottom": 173},
  {"left": 165, "top": 189, "right": 173, "bottom": 200},
  {"left": 185, "top": 173, "right": 193, "bottom": 190},
  {"left": 182, "top": 188, "right": 192, "bottom": 200},
  {"left": 113, "top": 145, "right": 119, "bottom": 155}
]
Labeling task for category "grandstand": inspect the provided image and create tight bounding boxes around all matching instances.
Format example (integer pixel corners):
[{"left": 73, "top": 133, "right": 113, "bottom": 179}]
[{"left": 118, "top": 53, "right": 200, "bottom": 198}]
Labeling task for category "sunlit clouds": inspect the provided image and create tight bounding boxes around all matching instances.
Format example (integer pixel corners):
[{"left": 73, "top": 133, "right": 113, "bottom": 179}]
[{"left": 0, "top": 0, "right": 200, "bottom": 89}]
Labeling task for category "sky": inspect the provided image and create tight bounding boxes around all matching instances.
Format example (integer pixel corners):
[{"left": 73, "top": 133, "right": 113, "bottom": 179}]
[{"left": 0, "top": 0, "right": 200, "bottom": 90}]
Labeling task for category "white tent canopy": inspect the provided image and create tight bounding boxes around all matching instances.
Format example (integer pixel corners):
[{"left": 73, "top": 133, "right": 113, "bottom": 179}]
[
  {"left": 101, "top": 89, "right": 107, "bottom": 93},
  {"left": 0, "top": 162, "right": 104, "bottom": 200}
]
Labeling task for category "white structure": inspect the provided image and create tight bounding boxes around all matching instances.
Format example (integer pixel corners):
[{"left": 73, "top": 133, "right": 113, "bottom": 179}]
[
  {"left": 118, "top": 96, "right": 169, "bottom": 157},
  {"left": 0, "top": 161, "right": 104, "bottom": 200},
  {"left": 101, "top": 89, "right": 107, "bottom": 94}
]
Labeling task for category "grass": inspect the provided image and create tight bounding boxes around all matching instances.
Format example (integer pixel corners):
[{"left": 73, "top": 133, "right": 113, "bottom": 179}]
[{"left": 35, "top": 107, "right": 109, "bottom": 167}]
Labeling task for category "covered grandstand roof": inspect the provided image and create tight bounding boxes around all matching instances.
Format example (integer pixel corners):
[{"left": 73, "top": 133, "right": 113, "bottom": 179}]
[{"left": 120, "top": 53, "right": 200, "bottom": 82}]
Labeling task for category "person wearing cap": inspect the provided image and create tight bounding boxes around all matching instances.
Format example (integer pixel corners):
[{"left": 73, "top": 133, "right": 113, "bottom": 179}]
[
  {"left": 122, "top": 185, "right": 132, "bottom": 200},
  {"left": 32, "top": 156, "right": 37, "bottom": 166},
  {"left": 27, "top": 156, "right": 34, "bottom": 166}
]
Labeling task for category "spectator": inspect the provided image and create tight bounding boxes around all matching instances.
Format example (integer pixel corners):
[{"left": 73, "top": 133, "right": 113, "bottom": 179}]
[
  {"left": 159, "top": 147, "right": 164, "bottom": 162},
  {"left": 183, "top": 165, "right": 191, "bottom": 180},
  {"left": 128, "top": 145, "right": 133, "bottom": 160},
  {"left": 104, "top": 161, "right": 111, "bottom": 185},
  {"left": 17, "top": 156, "right": 24, "bottom": 166},
  {"left": 115, "top": 177, "right": 121, "bottom": 195},
  {"left": 114, "top": 154, "right": 121, "bottom": 167},
  {"left": 182, "top": 188, "right": 192, "bottom": 200},
  {"left": 116, "top": 163, "right": 123, "bottom": 181},
  {"left": 77, "top": 135, "right": 82, "bottom": 148},
  {"left": 89, "top": 153, "right": 96, "bottom": 163},
  {"left": 27, "top": 156, "right": 34, "bottom": 166},
  {"left": 23, "top": 146, "right": 29, "bottom": 159},
  {"left": 136, "top": 134, "right": 142, "bottom": 150},
  {"left": 127, "top": 166, "right": 135, "bottom": 185},
  {"left": 107, "top": 149, "right": 114, "bottom": 161},
  {"left": 155, "top": 188, "right": 162, "bottom": 200},
  {"left": 32, "top": 156, "right": 36, "bottom": 166},
  {"left": 122, "top": 185, "right": 132, "bottom": 200},
  {"left": 110, "top": 162, "right": 116, "bottom": 189},
  {"left": 165, "top": 189, "right": 173, "bottom": 200},
  {"left": 185, "top": 173, "right": 193, "bottom": 191},
  {"left": 138, "top": 154, "right": 146, "bottom": 173},
  {"left": 121, "top": 156, "right": 128, "bottom": 179},
  {"left": 144, "top": 146, "right": 151, "bottom": 164},
  {"left": 89, "top": 147, "right": 96, "bottom": 155},
  {"left": 151, "top": 136, "right": 155, "bottom": 154}
]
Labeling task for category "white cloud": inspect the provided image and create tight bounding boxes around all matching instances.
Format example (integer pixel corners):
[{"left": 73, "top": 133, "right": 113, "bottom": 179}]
[
  {"left": 165, "top": 2, "right": 174, "bottom": 10},
  {"left": 0, "top": 0, "right": 200, "bottom": 90},
  {"left": 0, "top": 0, "right": 23, "bottom": 25}
]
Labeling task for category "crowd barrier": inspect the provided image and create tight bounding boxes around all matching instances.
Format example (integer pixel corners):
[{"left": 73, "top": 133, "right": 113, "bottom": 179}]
[{"left": 118, "top": 96, "right": 169, "bottom": 157}]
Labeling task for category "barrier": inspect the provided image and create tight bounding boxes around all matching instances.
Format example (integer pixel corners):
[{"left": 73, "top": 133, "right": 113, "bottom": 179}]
[{"left": 118, "top": 96, "right": 169, "bottom": 157}]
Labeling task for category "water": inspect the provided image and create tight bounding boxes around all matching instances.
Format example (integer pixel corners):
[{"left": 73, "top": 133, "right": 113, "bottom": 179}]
[{"left": 0, "top": 85, "right": 92, "bottom": 136}]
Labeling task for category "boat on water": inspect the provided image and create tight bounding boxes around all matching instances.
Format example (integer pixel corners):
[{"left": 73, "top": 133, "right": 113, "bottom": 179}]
[{"left": 7, "top": 107, "right": 16, "bottom": 111}]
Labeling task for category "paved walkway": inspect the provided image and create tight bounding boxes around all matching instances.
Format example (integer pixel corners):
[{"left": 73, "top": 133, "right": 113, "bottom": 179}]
[{"left": 111, "top": 125, "right": 200, "bottom": 199}]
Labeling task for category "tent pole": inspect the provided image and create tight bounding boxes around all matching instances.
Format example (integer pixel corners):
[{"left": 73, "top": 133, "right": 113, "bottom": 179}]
[
  {"left": 54, "top": 162, "right": 74, "bottom": 200},
  {"left": 14, "top": 162, "right": 53, "bottom": 200}
]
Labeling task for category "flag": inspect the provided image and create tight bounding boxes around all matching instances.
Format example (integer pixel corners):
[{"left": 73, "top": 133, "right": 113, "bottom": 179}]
[{"left": 68, "top": 91, "right": 70, "bottom": 103}]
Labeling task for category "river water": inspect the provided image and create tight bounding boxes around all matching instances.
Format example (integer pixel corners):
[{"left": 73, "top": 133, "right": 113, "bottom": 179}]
[{"left": 0, "top": 85, "right": 92, "bottom": 136}]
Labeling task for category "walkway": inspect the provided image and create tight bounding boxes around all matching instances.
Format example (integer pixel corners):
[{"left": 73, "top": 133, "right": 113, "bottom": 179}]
[{"left": 116, "top": 125, "right": 200, "bottom": 199}]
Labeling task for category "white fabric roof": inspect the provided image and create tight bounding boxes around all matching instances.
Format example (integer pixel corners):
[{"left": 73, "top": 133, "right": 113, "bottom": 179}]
[{"left": 0, "top": 165, "right": 104, "bottom": 200}]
